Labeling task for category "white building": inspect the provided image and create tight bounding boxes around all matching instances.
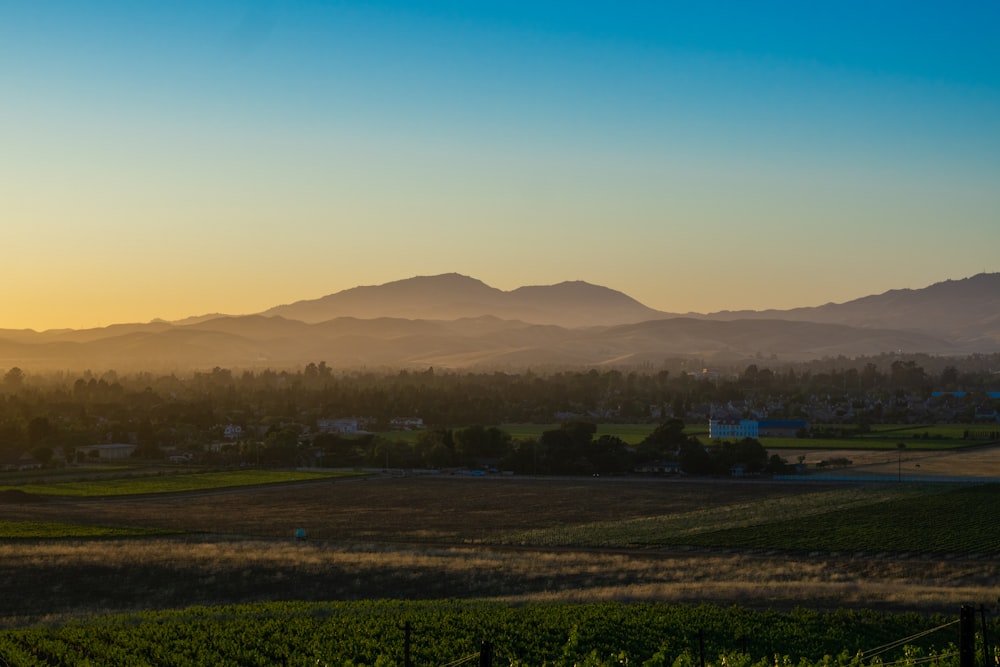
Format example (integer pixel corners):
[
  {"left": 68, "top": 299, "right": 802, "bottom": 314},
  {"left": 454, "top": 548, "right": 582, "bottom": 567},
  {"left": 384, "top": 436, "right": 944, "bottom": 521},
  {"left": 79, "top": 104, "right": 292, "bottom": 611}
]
[
  {"left": 709, "top": 419, "right": 759, "bottom": 440},
  {"left": 75, "top": 444, "right": 138, "bottom": 461},
  {"left": 317, "top": 418, "right": 360, "bottom": 435},
  {"left": 390, "top": 417, "right": 424, "bottom": 430}
]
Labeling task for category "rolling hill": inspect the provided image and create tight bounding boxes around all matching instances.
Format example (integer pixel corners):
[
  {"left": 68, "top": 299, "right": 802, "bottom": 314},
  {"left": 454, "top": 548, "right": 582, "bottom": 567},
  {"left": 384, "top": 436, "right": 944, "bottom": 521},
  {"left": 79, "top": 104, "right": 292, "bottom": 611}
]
[
  {"left": 262, "top": 273, "right": 666, "bottom": 327},
  {"left": 702, "top": 273, "right": 1000, "bottom": 346},
  {"left": 0, "top": 273, "right": 996, "bottom": 370}
]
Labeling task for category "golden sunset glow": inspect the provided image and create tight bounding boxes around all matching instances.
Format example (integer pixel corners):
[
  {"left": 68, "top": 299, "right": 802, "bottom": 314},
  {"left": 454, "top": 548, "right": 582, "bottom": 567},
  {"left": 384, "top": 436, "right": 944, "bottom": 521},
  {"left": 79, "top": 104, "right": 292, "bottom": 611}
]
[{"left": 2, "top": 3, "right": 998, "bottom": 331}]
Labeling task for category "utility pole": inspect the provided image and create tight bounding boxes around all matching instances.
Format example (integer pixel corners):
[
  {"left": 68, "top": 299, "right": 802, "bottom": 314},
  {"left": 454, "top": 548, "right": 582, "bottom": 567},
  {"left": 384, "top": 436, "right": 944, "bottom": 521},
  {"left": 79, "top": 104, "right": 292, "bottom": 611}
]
[{"left": 897, "top": 442, "right": 906, "bottom": 482}]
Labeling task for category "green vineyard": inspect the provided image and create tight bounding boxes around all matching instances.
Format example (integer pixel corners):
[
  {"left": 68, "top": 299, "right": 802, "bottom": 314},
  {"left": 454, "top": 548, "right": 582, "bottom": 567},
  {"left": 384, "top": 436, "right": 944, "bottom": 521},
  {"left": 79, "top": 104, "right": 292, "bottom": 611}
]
[
  {"left": 496, "top": 484, "right": 1000, "bottom": 553},
  {"left": 0, "top": 601, "right": 989, "bottom": 667}
]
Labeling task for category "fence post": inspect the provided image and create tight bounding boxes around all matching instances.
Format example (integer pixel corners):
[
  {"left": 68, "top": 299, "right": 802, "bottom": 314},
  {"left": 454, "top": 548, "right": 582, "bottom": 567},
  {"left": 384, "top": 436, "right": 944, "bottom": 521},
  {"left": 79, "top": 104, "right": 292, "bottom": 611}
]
[
  {"left": 961, "top": 605, "right": 975, "bottom": 667},
  {"left": 480, "top": 640, "right": 494, "bottom": 667},
  {"left": 404, "top": 622, "right": 412, "bottom": 667},
  {"left": 981, "top": 606, "right": 991, "bottom": 667}
]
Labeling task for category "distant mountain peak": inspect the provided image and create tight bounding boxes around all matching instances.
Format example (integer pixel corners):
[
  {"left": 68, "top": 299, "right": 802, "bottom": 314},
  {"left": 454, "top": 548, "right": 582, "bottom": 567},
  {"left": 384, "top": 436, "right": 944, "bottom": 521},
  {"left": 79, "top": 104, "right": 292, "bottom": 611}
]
[
  {"left": 378, "top": 272, "right": 489, "bottom": 287},
  {"left": 262, "top": 274, "right": 664, "bottom": 327},
  {"left": 702, "top": 272, "right": 1000, "bottom": 341},
  {"left": 2, "top": 272, "right": 997, "bottom": 370}
]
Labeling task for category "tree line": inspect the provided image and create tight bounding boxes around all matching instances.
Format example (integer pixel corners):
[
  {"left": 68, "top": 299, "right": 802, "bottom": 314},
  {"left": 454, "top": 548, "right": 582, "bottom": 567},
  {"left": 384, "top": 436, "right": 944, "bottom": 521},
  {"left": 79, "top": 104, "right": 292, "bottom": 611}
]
[
  {"left": 0, "top": 357, "right": 998, "bottom": 471},
  {"left": 250, "top": 418, "right": 778, "bottom": 476}
]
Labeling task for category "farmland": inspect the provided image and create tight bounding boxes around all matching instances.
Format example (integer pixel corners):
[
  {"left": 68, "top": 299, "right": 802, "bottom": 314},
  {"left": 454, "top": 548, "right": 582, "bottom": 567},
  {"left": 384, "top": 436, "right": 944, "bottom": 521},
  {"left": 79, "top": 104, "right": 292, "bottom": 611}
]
[
  {"left": 2, "top": 361, "right": 999, "bottom": 662},
  {"left": 0, "top": 600, "right": 980, "bottom": 666},
  {"left": 2, "top": 473, "right": 999, "bottom": 623},
  {"left": 0, "top": 468, "right": 356, "bottom": 498},
  {"left": 2, "top": 442, "right": 999, "bottom": 664},
  {"left": 1, "top": 465, "right": 999, "bottom": 664},
  {"left": 762, "top": 423, "right": 974, "bottom": 451}
]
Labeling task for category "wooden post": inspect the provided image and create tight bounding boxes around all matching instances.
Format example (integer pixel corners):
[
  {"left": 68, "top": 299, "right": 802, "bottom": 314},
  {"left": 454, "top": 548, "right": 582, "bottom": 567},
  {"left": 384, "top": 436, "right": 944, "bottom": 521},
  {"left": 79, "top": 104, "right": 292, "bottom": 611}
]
[
  {"left": 403, "top": 622, "right": 412, "bottom": 667},
  {"left": 480, "top": 640, "right": 494, "bottom": 667},
  {"left": 981, "top": 606, "right": 991, "bottom": 667},
  {"left": 960, "top": 605, "right": 975, "bottom": 667}
]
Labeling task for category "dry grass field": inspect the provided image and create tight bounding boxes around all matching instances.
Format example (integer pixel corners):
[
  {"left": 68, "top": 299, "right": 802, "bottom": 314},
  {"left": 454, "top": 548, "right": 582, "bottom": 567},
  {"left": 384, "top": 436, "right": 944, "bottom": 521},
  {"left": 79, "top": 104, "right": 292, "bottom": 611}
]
[
  {"left": 2, "top": 471, "right": 999, "bottom": 627},
  {"left": 786, "top": 443, "right": 1000, "bottom": 478}
]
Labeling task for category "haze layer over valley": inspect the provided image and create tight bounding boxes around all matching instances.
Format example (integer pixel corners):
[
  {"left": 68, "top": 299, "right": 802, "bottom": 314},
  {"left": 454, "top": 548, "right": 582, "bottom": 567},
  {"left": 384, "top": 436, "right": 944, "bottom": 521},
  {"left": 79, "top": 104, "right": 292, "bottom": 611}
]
[{"left": 1, "top": 273, "right": 997, "bottom": 372}]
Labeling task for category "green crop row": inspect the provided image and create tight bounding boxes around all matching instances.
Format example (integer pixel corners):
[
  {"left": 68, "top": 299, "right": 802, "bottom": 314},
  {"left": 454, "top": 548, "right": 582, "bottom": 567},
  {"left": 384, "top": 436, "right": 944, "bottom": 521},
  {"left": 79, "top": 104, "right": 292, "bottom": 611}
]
[
  {"left": 0, "top": 600, "right": 980, "bottom": 667},
  {"left": 496, "top": 483, "right": 1000, "bottom": 555},
  {"left": 0, "top": 469, "right": 357, "bottom": 497},
  {"left": 677, "top": 483, "right": 1000, "bottom": 554},
  {"left": 0, "top": 521, "right": 174, "bottom": 539}
]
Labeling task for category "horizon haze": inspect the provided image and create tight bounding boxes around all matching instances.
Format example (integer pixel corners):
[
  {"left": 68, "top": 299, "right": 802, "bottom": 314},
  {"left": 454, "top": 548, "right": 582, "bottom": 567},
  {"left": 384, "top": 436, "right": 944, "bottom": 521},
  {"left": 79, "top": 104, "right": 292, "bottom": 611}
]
[
  {"left": 1, "top": 272, "right": 997, "bottom": 371},
  {"left": 3, "top": 270, "right": 995, "bottom": 333}
]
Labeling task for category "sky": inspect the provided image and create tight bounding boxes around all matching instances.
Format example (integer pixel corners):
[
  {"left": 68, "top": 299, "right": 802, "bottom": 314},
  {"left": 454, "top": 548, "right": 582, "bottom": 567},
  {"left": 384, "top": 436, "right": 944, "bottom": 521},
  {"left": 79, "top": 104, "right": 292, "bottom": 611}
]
[{"left": 2, "top": 1, "right": 999, "bottom": 330}]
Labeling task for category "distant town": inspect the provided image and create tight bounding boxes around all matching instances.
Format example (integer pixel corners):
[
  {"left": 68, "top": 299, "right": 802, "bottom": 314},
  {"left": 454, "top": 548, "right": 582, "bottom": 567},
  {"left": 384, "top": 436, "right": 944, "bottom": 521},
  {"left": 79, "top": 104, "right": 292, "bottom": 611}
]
[{"left": 2, "top": 354, "right": 998, "bottom": 476}]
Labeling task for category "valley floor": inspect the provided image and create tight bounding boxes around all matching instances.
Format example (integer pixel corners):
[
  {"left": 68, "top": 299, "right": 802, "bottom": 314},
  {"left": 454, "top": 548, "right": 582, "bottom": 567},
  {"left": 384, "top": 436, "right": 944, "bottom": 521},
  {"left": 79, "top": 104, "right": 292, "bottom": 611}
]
[{"left": 2, "top": 474, "right": 999, "bottom": 626}]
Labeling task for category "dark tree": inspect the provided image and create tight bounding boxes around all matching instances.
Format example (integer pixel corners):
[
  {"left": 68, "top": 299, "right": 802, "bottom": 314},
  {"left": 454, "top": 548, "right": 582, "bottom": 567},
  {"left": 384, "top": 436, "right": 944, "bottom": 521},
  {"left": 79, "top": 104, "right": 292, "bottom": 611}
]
[
  {"left": 678, "top": 440, "right": 713, "bottom": 475},
  {"left": 3, "top": 367, "right": 25, "bottom": 391}
]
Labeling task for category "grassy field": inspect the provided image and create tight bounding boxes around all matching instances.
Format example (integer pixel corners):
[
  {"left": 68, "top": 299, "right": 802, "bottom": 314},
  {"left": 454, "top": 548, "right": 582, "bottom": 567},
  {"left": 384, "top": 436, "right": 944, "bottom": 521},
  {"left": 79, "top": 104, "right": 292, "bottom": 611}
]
[
  {"left": 761, "top": 437, "right": 969, "bottom": 450},
  {"left": 0, "top": 465, "right": 136, "bottom": 486},
  {"left": 0, "top": 520, "right": 174, "bottom": 539},
  {"left": 1, "top": 430, "right": 996, "bottom": 661},
  {"left": 867, "top": 424, "right": 980, "bottom": 438},
  {"left": 0, "top": 469, "right": 358, "bottom": 497},
  {"left": 679, "top": 483, "right": 1000, "bottom": 553},
  {"left": 495, "top": 483, "right": 1000, "bottom": 554},
  {"left": 762, "top": 423, "right": 989, "bottom": 451},
  {"left": 1, "top": 475, "right": 998, "bottom": 626}
]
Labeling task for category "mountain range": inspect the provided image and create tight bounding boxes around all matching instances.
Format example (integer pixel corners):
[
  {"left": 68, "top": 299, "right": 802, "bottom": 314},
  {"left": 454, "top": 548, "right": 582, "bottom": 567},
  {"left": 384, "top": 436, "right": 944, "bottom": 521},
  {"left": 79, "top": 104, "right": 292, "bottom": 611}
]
[
  {"left": 259, "top": 273, "right": 664, "bottom": 327},
  {"left": 1, "top": 273, "right": 998, "bottom": 371}
]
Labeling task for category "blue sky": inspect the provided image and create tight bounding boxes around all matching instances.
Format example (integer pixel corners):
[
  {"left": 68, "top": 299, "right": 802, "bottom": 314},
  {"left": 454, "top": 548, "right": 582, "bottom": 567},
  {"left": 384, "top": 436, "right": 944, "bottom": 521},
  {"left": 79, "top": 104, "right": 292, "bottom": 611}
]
[{"left": 1, "top": 1, "right": 998, "bottom": 329}]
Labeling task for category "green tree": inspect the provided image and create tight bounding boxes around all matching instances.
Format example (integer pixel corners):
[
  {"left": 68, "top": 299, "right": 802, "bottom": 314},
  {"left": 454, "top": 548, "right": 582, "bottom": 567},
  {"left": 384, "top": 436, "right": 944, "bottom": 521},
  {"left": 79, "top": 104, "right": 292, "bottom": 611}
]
[
  {"left": 766, "top": 453, "right": 791, "bottom": 474},
  {"left": 711, "top": 438, "right": 769, "bottom": 474},
  {"left": 643, "top": 418, "right": 687, "bottom": 447},
  {"left": 501, "top": 437, "right": 538, "bottom": 474},
  {"left": 586, "top": 434, "right": 630, "bottom": 474},
  {"left": 3, "top": 367, "right": 25, "bottom": 391},
  {"left": 263, "top": 427, "right": 300, "bottom": 466},
  {"left": 678, "top": 440, "right": 713, "bottom": 475},
  {"left": 27, "top": 417, "right": 52, "bottom": 446},
  {"left": 539, "top": 421, "right": 596, "bottom": 474},
  {"left": 636, "top": 418, "right": 689, "bottom": 464},
  {"left": 414, "top": 429, "right": 455, "bottom": 468},
  {"left": 31, "top": 446, "right": 54, "bottom": 466}
]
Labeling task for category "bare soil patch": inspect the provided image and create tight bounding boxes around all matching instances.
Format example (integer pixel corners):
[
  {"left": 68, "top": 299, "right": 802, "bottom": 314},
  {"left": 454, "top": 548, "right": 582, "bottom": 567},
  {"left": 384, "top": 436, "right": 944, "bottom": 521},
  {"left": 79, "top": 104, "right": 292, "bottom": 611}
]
[
  {"left": 0, "top": 489, "right": 47, "bottom": 504},
  {"left": 1, "top": 476, "right": 832, "bottom": 541}
]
